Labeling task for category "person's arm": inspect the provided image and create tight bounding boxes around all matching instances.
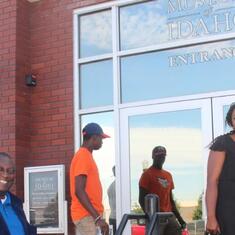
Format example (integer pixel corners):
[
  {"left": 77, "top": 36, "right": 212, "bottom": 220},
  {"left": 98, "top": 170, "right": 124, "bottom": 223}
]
[
  {"left": 75, "top": 175, "right": 109, "bottom": 235},
  {"left": 75, "top": 175, "right": 99, "bottom": 218},
  {"left": 170, "top": 192, "right": 186, "bottom": 229},
  {"left": 139, "top": 186, "right": 148, "bottom": 212},
  {"left": 205, "top": 150, "right": 225, "bottom": 234}
]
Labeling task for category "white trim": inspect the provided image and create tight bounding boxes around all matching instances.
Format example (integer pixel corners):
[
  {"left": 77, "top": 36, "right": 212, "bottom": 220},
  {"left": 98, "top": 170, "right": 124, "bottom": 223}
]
[
  {"left": 117, "top": 34, "right": 235, "bottom": 57},
  {"left": 64, "top": 201, "right": 68, "bottom": 235},
  {"left": 78, "top": 53, "right": 113, "bottom": 64},
  {"left": 73, "top": 0, "right": 144, "bottom": 15},
  {"left": 73, "top": 0, "right": 235, "bottom": 61},
  {"left": 77, "top": 105, "right": 113, "bottom": 115},
  {"left": 73, "top": 13, "right": 80, "bottom": 152},
  {"left": 117, "top": 90, "right": 235, "bottom": 110},
  {"left": 111, "top": 4, "right": 123, "bottom": 224},
  {"left": 76, "top": 89, "right": 235, "bottom": 115}
]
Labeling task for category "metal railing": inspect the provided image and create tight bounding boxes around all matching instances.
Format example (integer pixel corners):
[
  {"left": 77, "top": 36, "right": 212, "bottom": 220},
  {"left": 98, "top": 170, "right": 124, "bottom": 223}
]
[{"left": 116, "top": 194, "right": 173, "bottom": 235}]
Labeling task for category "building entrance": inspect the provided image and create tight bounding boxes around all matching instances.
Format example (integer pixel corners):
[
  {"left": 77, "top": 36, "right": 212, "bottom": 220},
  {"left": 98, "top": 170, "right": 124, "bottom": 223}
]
[{"left": 119, "top": 96, "right": 235, "bottom": 235}]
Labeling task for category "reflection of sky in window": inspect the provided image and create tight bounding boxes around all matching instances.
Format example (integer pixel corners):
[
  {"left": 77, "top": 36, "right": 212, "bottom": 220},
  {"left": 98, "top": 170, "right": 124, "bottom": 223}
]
[
  {"left": 129, "top": 109, "right": 201, "bottom": 129},
  {"left": 131, "top": 166, "right": 203, "bottom": 207},
  {"left": 120, "top": 1, "right": 235, "bottom": 50},
  {"left": 80, "top": 60, "right": 113, "bottom": 108},
  {"left": 121, "top": 40, "right": 235, "bottom": 103},
  {"left": 78, "top": 1, "right": 235, "bottom": 55},
  {"left": 120, "top": 1, "right": 168, "bottom": 50},
  {"left": 81, "top": 112, "right": 113, "bottom": 127},
  {"left": 79, "top": 10, "right": 112, "bottom": 58},
  {"left": 129, "top": 109, "right": 203, "bottom": 207}
]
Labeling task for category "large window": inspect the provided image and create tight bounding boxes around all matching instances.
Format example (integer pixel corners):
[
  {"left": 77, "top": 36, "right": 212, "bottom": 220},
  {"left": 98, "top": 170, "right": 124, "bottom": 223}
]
[
  {"left": 80, "top": 60, "right": 113, "bottom": 108},
  {"left": 76, "top": 9, "right": 115, "bottom": 225},
  {"left": 121, "top": 40, "right": 235, "bottom": 103},
  {"left": 129, "top": 109, "right": 204, "bottom": 224},
  {"left": 120, "top": 0, "right": 235, "bottom": 50},
  {"left": 74, "top": 1, "right": 235, "bottom": 234},
  {"left": 119, "top": 1, "right": 168, "bottom": 50},
  {"left": 76, "top": 0, "right": 235, "bottom": 109},
  {"left": 79, "top": 10, "right": 112, "bottom": 58}
]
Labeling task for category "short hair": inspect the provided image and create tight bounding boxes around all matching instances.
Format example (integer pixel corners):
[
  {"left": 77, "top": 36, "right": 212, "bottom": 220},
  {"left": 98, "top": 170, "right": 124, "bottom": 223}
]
[
  {"left": 226, "top": 103, "right": 235, "bottom": 127},
  {"left": 152, "top": 146, "right": 166, "bottom": 156}
]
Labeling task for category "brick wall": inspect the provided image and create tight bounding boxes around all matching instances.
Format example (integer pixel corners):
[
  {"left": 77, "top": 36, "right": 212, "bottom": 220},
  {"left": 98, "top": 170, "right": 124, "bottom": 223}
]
[
  {"left": 0, "top": 0, "right": 17, "bottom": 193},
  {"left": 0, "top": 0, "right": 110, "bottom": 234},
  {"left": 15, "top": 0, "right": 31, "bottom": 198},
  {"left": 0, "top": 0, "right": 31, "bottom": 196},
  {"left": 28, "top": 0, "right": 110, "bottom": 234}
]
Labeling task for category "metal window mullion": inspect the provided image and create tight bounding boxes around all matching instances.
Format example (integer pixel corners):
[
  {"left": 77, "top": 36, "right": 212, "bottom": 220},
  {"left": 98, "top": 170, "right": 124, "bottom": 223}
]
[
  {"left": 77, "top": 105, "right": 114, "bottom": 115},
  {"left": 73, "top": 13, "right": 80, "bottom": 152},
  {"left": 117, "top": 32, "right": 235, "bottom": 58},
  {"left": 112, "top": 4, "right": 123, "bottom": 225},
  {"left": 77, "top": 53, "right": 113, "bottom": 64}
]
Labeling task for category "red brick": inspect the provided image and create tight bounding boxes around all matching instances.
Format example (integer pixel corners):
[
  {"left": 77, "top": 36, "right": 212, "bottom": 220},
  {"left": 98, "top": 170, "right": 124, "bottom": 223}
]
[{"left": 0, "top": 0, "right": 113, "bottom": 233}]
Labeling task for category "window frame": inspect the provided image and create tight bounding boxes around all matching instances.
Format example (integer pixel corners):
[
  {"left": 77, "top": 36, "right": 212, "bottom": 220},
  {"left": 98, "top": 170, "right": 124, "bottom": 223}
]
[{"left": 73, "top": 0, "right": 235, "bottom": 225}]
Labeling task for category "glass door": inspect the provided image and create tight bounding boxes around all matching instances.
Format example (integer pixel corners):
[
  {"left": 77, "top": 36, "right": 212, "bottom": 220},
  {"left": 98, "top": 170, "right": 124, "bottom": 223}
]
[
  {"left": 212, "top": 95, "right": 235, "bottom": 137},
  {"left": 119, "top": 99, "right": 213, "bottom": 235}
]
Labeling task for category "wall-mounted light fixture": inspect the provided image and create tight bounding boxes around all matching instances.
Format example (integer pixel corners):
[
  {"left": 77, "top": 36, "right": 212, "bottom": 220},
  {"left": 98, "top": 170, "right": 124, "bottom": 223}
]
[{"left": 25, "top": 74, "right": 37, "bottom": 87}]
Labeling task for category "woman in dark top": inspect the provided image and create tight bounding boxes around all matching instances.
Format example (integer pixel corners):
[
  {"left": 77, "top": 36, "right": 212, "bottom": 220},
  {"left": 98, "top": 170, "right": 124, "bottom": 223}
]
[{"left": 206, "top": 102, "right": 235, "bottom": 235}]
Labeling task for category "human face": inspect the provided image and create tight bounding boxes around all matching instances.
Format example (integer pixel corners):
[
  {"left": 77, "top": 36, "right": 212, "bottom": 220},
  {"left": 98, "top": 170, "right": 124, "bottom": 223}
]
[
  {"left": 152, "top": 150, "right": 166, "bottom": 169},
  {"left": 0, "top": 157, "right": 15, "bottom": 194},
  {"left": 232, "top": 109, "right": 235, "bottom": 129},
  {"left": 92, "top": 135, "right": 103, "bottom": 150}
]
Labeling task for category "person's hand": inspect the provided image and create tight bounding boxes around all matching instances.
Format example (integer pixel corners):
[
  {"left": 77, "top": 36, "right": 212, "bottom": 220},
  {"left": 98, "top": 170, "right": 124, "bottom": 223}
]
[
  {"left": 96, "top": 218, "right": 109, "bottom": 235},
  {"left": 206, "top": 216, "right": 220, "bottom": 235}
]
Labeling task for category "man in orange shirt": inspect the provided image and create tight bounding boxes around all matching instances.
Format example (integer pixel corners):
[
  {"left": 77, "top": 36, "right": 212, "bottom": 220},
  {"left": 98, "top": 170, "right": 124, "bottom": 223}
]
[
  {"left": 70, "top": 123, "right": 110, "bottom": 235},
  {"left": 139, "top": 146, "right": 186, "bottom": 235}
]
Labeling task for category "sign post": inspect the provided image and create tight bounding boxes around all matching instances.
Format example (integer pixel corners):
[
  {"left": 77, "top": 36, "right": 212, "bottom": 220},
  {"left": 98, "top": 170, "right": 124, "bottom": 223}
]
[{"left": 24, "top": 165, "right": 67, "bottom": 234}]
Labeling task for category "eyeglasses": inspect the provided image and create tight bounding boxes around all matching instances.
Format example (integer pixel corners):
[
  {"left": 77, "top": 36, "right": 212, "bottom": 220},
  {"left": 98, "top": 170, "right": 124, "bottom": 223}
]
[{"left": 0, "top": 167, "right": 16, "bottom": 175}]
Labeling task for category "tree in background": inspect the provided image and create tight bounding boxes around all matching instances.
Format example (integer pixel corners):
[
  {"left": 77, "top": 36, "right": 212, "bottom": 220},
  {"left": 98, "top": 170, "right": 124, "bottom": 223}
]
[
  {"left": 192, "top": 192, "right": 203, "bottom": 220},
  {"left": 131, "top": 202, "right": 143, "bottom": 214}
]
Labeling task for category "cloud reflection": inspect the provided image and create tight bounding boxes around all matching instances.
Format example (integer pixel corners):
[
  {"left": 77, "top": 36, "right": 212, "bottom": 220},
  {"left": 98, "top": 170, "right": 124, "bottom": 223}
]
[
  {"left": 80, "top": 10, "right": 112, "bottom": 56},
  {"left": 79, "top": 1, "right": 235, "bottom": 55},
  {"left": 129, "top": 126, "right": 204, "bottom": 207},
  {"left": 120, "top": 2, "right": 169, "bottom": 49}
]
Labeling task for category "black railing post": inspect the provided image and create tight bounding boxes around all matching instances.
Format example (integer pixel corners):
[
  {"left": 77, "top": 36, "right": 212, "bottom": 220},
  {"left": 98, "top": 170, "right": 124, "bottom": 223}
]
[
  {"left": 116, "top": 194, "right": 173, "bottom": 235},
  {"left": 115, "top": 213, "right": 147, "bottom": 235},
  {"left": 144, "top": 194, "right": 159, "bottom": 235}
]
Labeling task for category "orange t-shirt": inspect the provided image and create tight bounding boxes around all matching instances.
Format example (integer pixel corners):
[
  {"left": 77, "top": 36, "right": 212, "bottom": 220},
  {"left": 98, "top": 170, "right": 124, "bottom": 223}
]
[
  {"left": 139, "top": 166, "right": 174, "bottom": 212},
  {"left": 70, "top": 147, "right": 104, "bottom": 222}
]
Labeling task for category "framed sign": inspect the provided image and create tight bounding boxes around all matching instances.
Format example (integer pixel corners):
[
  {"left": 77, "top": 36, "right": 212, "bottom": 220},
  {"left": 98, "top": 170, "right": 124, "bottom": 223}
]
[{"left": 24, "top": 165, "right": 67, "bottom": 234}]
